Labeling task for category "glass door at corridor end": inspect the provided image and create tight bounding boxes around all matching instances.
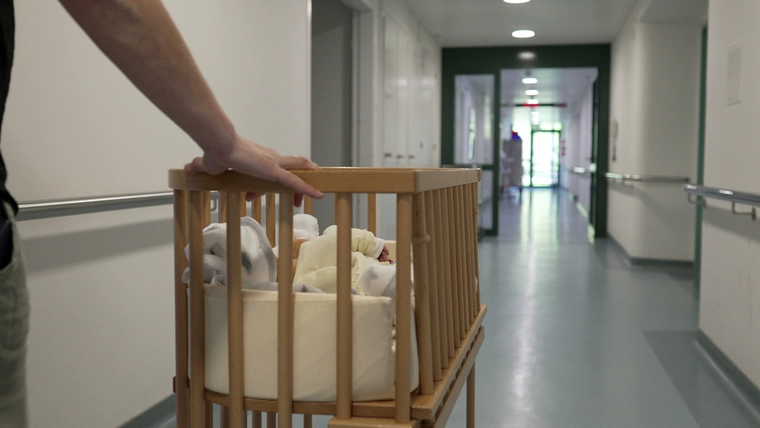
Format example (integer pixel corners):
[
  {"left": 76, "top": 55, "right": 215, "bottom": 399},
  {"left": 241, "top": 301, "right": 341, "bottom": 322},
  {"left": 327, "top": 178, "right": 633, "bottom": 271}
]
[
  {"left": 525, "top": 129, "right": 561, "bottom": 187},
  {"left": 450, "top": 74, "right": 497, "bottom": 235}
]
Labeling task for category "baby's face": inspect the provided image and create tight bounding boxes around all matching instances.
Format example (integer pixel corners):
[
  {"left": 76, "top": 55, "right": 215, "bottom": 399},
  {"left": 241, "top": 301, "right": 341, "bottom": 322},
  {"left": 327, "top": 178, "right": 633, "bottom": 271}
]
[{"left": 378, "top": 245, "right": 392, "bottom": 263}]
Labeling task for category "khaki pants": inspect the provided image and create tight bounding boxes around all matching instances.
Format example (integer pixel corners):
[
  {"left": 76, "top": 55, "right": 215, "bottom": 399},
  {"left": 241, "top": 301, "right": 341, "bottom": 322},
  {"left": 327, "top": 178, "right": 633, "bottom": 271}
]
[{"left": 0, "top": 202, "right": 28, "bottom": 428}]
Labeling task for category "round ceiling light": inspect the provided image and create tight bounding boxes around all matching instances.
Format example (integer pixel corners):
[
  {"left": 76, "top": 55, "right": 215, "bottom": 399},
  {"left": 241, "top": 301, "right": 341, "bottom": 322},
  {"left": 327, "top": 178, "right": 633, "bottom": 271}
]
[
  {"left": 526, "top": 89, "right": 539, "bottom": 96},
  {"left": 512, "top": 30, "right": 535, "bottom": 38},
  {"left": 522, "top": 77, "right": 538, "bottom": 84},
  {"left": 504, "top": 0, "right": 530, "bottom": 3}
]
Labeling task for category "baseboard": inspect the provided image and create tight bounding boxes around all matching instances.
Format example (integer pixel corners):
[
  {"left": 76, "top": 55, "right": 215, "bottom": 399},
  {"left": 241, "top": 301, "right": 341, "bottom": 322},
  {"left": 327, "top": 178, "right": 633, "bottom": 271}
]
[
  {"left": 119, "top": 395, "right": 176, "bottom": 428},
  {"left": 696, "top": 331, "right": 760, "bottom": 423},
  {"left": 608, "top": 236, "right": 694, "bottom": 269}
]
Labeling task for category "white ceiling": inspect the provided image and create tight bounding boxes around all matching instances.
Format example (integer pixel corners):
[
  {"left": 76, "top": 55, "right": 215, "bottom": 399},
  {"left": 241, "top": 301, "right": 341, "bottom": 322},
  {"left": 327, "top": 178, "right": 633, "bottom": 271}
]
[
  {"left": 414, "top": 0, "right": 708, "bottom": 129},
  {"left": 405, "top": 0, "right": 640, "bottom": 48}
]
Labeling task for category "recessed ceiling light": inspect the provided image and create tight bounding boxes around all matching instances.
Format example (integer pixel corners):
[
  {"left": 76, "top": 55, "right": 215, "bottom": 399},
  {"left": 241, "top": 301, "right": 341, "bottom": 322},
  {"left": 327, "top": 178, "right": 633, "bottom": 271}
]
[
  {"left": 512, "top": 30, "right": 535, "bottom": 38},
  {"left": 518, "top": 52, "right": 536, "bottom": 60},
  {"left": 526, "top": 98, "right": 539, "bottom": 105},
  {"left": 522, "top": 77, "right": 538, "bottom": 84},
  {"left": 526, "top": 89, "right": 539, "bottom": 96},
  {"left": 503, "top": 0, "right": 530, "bottom": 3}
]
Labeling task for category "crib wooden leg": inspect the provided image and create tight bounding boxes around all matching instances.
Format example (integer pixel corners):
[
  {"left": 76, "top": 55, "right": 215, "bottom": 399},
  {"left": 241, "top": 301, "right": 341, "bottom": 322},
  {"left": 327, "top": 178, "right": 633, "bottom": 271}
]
[
  {"left": 252, "top": 411, "right": 262, "bottom": 428},
  {"left": 467, "top": 364, "right": 476, "bottom": 428},
  {"left": 304, "top": 414, "right": 313, "bottom": 428}
]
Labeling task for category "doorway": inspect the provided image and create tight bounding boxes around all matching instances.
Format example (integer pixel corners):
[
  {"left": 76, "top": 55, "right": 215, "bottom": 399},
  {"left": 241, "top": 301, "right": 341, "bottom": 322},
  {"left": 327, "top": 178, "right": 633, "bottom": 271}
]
[{"left": 442, "top": 45, "right": 611, "bottom": 237}]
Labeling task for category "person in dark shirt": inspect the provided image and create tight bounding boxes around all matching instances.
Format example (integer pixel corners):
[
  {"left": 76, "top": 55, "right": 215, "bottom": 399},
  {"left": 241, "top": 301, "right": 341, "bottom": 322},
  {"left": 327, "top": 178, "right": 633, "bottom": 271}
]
[{"left": 0, "top": 2, "right": 323, "bottom": 426}]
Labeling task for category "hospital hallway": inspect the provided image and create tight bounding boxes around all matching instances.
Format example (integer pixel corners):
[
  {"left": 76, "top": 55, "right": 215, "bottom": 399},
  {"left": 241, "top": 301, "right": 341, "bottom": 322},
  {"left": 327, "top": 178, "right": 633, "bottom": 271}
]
[
  {"left": 443, "top": 187, "right": 760, "bottom": 427},
  {"left": 152, "top": 188, "right": 760, "bottom": 428}
]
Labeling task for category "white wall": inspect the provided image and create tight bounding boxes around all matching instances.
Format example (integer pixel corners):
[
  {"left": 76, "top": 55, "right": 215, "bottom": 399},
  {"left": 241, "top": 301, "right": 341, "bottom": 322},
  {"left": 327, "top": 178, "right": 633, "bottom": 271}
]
[
  {"left": 375, "top": 0, "right": 442, "bottom": 239},
  {"left": 563, "top": 85, "right": 594, "bottom": 213},
  {"left": 5, "top": 0, "right": 310, "bottom": 426},
  {"left": 700, "top": 0, "right": 760, "bottom": 393},
  {"left": 607, "top": 0, "right": 701, "bottom": 261}
]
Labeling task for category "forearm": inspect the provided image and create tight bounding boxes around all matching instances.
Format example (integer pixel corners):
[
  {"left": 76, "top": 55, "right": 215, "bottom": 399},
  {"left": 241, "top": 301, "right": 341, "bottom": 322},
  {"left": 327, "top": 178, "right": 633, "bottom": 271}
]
[{"left": 59, "top": 0, "right": 235, "bottom": 156}]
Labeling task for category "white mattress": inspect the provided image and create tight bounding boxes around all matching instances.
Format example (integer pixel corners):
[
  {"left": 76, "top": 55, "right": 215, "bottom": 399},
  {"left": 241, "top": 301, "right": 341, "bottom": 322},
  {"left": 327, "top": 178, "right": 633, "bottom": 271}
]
[{"left": 203, "top": 285, "right": 419, "bottom": 402}]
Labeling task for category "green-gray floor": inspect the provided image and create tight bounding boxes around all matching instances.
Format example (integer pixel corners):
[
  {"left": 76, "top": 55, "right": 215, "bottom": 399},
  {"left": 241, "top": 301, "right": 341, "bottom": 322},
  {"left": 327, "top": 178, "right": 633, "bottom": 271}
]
[{"left": 149, "top": 188, "right": 760, "bottom": 428}]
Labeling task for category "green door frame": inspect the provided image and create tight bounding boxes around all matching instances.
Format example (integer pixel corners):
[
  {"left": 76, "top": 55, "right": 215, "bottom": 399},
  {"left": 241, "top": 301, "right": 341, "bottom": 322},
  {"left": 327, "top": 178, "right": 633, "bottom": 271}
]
[
  {"left": 694, "top": 25, "right": 708, "bottom": 299},
  {"left": 441, "top": 44, "right": 612, "bottom": 237}
]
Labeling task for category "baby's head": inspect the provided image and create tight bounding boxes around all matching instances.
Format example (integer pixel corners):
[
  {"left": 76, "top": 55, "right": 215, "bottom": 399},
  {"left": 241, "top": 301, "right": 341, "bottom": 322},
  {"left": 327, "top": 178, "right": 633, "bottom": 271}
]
[{"left": 378, "top": 245, "right": 393, "bottom": 264}]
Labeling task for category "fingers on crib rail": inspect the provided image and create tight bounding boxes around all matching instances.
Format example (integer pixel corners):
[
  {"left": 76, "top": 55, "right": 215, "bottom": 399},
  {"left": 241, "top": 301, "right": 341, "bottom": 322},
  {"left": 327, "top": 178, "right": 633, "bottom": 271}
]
[{"left": 173, "top": 189, "right": 190, "bottom": 427}]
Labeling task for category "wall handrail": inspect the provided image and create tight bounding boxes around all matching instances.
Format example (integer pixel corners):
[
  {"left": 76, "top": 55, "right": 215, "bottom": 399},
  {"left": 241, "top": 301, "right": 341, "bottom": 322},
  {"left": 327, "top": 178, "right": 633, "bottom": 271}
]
[
  {"left": 684, "top": 184, "right": 760, "bottom": 220},
  {"left": 17, "top": 191, "right": 214, "bottom": 221},
  {"left": 605, "top": 172, "right": 690, "bottom": 184}
]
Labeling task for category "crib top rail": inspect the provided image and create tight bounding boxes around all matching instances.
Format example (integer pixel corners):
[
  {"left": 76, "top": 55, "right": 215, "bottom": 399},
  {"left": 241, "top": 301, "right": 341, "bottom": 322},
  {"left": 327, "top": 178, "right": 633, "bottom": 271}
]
[{"left": 168, "top": 167, "right": 480, "bottom": 193}]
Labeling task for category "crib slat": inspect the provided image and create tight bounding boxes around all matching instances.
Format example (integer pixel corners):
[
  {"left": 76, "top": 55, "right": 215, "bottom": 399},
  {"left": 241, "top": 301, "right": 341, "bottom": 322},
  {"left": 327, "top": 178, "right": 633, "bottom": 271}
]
[
  {"left": 304, "top": 195, "right": 313, "bottom": 215},
  {"left": 457, "top": 186, "right": 471, "bottom": 330},
  {"left": 433, "top": 190, "right": 451, "bottom": 369},
  {"left": 253, "top": 197, "right": 263, "bottom": 223},
  {"left": 367, "top": 193, "right": 377, "bottom": 234},
  {"left": 423, "top": 191, "right": 443, "bottom": 381},
  {"left": 439, "top": 189, "right": 456, "bottom": 358},
  {"left": 188, "top": 191, "right": 206, "bottom": 428},
  {"left": 471, "top": 183, "right": 481, "bottom": 311},
  {"left": 454, "top": 187, "right": 467, "bottom": 339},
  {"left": 267, "top": 412, "right": 276, "bottom": 428},
  {"left": 464, "top": 185, "right": 475, "bottom": 324},
  {"left": 467, "top": 183, "right": 479, "bottom": 321},
  {"left": 226, "top": 192, "right": 245, "bottom": 428},
  {"left": 278, "top": 194, "right": 295, "bottom": 428},
  {"left": 174, "top": 190, "right": 190, "bottom": 428},
  {"left": 202, "top": 191, "right": 212, "bottom": 228},
  {"left": 444, "top": 187, "right": 461, "bottom": 346},
  {"left": 412, "top": 193, "right": 434, "bottom": 395},
  {"left": 395, "top": 193, "right": 413, "bottom": 423},
  {"left": 335, "top": 192, "right": 353, "bottom": 420},
  {"left": 266, "top": 193, "right": 276, "bottom": 246},
  {"left": 304, "top": 414, "right": 313, "bottom": 428}
]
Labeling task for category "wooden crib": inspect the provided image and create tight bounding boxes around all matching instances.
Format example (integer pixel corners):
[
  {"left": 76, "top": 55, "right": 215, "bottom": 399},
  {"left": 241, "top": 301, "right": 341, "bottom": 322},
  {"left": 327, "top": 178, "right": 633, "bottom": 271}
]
[{"left": 169, "top": 167, "right": 486, "bottom": 428}]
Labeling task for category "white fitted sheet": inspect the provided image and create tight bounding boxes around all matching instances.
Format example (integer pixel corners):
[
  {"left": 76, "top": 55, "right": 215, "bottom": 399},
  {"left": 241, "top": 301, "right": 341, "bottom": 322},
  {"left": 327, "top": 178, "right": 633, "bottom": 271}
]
[{"left": 203, "top": 285, "right": 419, "bottom": 402}]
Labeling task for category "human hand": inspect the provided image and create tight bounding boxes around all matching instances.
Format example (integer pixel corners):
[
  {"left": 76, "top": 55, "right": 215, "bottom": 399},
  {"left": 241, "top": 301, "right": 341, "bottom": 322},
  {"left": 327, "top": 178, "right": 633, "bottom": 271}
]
[{"left": 185, "top": 134, "right": 324, "bottom": 206}]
